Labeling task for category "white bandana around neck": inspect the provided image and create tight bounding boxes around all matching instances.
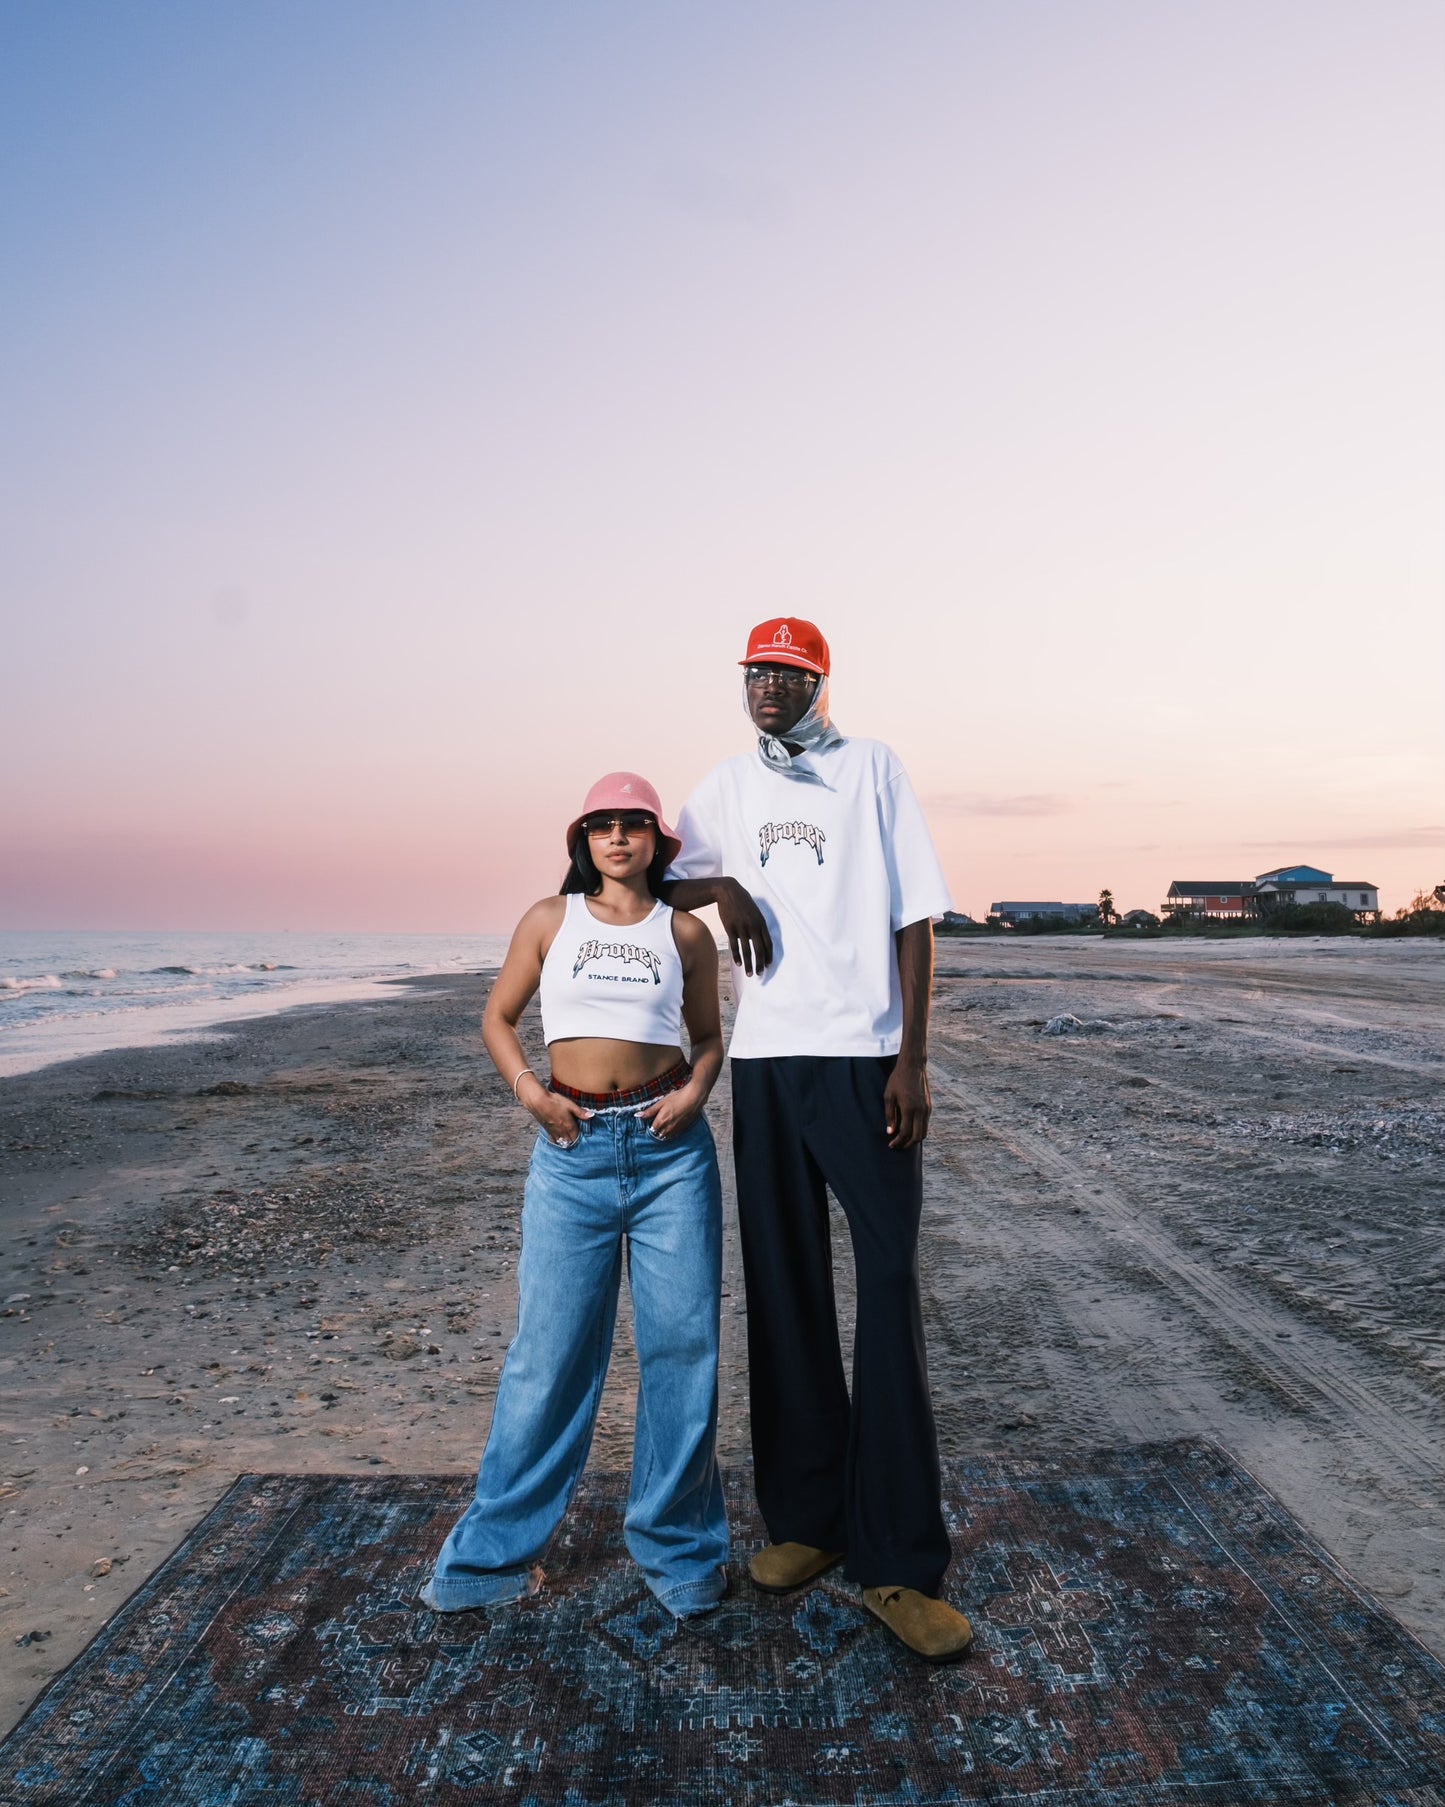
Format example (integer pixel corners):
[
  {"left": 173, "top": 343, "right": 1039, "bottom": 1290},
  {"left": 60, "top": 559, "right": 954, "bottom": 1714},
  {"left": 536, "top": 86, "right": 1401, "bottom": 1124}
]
[{"left": 747, "top": 674, "right": 845, "bottom": 785}]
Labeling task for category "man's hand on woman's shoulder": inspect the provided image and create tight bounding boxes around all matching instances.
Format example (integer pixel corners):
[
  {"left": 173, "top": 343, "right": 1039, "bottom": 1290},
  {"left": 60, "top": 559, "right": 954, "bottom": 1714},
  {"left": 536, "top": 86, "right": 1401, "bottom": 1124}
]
[
  {"left": 714, "top": 877, "right": 773, "bottom": 975},
  {"left": 663, "top": 877, "right": 773, "bottom": 975}
]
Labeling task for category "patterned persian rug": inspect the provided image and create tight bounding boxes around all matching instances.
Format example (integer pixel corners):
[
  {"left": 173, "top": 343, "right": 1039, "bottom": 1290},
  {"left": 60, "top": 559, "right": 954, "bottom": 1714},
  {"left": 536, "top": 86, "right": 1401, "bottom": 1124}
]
[{"left": 3, "top": 1440, "right": 1442, "bottom": 1805}]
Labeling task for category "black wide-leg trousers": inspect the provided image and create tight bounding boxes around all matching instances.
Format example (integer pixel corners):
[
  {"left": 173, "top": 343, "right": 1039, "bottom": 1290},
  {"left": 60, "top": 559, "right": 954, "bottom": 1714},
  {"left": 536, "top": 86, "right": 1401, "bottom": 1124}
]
[{"left": 730, "top": 1055, "right": 951, "bottom": 1594}]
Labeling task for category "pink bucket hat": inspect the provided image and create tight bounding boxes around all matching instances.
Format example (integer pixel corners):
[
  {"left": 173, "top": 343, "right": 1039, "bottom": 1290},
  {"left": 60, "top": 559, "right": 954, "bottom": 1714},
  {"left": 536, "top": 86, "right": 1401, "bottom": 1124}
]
[{"left": 565, "top": 772, "right": 682, "bottom": 866}]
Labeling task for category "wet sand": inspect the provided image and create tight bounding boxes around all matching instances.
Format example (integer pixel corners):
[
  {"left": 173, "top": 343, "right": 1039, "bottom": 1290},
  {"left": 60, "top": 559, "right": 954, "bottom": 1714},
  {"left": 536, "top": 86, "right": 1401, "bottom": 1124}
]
[{"left": 2, "top": 938, "right": 1442, "bottom": 1733}]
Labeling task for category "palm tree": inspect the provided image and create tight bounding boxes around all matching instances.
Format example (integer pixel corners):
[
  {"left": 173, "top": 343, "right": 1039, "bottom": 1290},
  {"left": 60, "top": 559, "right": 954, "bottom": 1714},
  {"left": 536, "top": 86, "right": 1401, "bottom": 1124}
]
[{"left": 1098, "top": 888, "right": 1117, "bottom": 927}]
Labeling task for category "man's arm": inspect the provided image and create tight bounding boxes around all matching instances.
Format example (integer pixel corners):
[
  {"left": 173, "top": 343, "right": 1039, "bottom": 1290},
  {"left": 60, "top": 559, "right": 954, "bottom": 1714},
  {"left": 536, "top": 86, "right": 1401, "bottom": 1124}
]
[
  {"left": 884, "top": 917, "right": 934, "bottom": 1149},
  {"left": 657, "top": 876, "right": 774, "bottom": 976},
  {"left": 662, "top": 780, "right": 775, "bottom": 976}
]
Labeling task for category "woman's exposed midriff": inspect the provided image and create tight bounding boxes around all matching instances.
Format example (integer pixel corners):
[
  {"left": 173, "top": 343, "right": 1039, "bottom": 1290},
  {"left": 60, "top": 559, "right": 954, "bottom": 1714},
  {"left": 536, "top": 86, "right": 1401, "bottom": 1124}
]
[{"left": 547, "top": 1036, "right": 686, "bottom": 1096}]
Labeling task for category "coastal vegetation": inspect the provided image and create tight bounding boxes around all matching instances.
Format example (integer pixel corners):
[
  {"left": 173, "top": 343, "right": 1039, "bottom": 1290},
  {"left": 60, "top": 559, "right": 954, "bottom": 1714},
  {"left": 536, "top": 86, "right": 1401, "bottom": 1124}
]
[
  {"left": 1368, "top": 892, "right": 1445, "bottom": 938},
  {"left": 940, "top": 906, "right": 1444, "bottom": 941},
  {"left": 936, "top": 886, "right": 1443, "bottom": 939},
  {"left": 1256, "top": 901, "right": 1361, "bottom": 935}
]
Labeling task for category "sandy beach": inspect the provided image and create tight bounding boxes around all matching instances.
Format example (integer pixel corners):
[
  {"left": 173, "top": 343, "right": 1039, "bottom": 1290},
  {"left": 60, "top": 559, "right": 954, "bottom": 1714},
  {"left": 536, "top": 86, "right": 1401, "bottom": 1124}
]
[{"left": 2, "top": 937, "right": 1442, "bottom": 1736}]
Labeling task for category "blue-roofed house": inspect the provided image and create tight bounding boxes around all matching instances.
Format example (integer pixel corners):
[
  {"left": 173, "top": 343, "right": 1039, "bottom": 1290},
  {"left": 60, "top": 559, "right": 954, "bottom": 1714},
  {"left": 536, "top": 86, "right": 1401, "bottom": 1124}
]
[
  {"left": 1163, "top": 865, "right": 1380, "bottom": 921},
  {"left": 1253, "top": 864, "right": 1333, "bottom": 888},
  {"left": 1252, "top": 867, "right": 1379, "bottom": 915}
]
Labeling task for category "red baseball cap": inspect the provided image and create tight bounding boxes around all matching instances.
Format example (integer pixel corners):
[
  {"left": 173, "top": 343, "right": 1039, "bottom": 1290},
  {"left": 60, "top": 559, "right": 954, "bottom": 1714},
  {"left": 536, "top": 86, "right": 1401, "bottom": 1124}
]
[
  {"left": 739, "top": 617, "right": 830, "bottom": 677},
  {"left": 565, "top": 772, "right": 681, "bottom": 866}
]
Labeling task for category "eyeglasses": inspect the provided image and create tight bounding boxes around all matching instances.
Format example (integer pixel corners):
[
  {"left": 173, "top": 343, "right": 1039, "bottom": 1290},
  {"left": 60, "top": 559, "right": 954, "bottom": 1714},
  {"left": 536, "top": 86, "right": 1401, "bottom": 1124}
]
[
  {"left": 582, "top": 812, "right": 657, "bottom": 838},
  {"left": 744, "top": 664, "right": 818, "bottom": 691}
]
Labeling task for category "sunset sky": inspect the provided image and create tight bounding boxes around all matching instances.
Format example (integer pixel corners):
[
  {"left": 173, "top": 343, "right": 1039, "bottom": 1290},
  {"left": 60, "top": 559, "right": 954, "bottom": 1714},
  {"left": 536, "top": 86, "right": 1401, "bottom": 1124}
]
[{"left": 4, "top": 2, "right": 1442, "bottom": 930}]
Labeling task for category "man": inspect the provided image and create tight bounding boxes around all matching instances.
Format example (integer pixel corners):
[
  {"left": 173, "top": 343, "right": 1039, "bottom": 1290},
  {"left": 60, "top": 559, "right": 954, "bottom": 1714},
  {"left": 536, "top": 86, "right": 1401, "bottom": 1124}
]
[{"left": 663, "top": 618, "right": 972, "bottom": 1661}]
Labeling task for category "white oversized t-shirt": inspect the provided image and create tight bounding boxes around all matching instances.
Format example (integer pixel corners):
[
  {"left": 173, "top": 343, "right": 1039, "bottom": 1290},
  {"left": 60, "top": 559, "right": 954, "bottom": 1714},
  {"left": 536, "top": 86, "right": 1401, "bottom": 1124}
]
[{"left": 667, "top": 738, "right": 953, "bottom": 1059}]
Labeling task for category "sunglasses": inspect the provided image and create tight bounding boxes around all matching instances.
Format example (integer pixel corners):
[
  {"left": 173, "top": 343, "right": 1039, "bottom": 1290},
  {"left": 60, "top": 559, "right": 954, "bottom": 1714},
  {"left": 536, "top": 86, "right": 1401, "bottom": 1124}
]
[
  {"left": 744, "top": 664, "right": 817, "bottom": 692},
  {"left": 582, "top": 812, "right": 657, "bottom": 837}
]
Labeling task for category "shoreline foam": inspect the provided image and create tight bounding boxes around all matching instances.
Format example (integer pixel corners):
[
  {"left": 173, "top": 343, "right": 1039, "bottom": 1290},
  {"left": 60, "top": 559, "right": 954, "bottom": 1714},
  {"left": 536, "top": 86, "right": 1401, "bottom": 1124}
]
[{"left": 0, "top": 931, "right": 508, "bottom": 1078}]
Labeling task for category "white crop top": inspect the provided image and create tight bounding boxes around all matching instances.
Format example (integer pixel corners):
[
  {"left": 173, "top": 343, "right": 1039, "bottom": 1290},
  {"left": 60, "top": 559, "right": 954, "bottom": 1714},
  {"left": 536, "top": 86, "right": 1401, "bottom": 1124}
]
[{"left": 539, "top": 893, "right": 685, "bottom": 1048}]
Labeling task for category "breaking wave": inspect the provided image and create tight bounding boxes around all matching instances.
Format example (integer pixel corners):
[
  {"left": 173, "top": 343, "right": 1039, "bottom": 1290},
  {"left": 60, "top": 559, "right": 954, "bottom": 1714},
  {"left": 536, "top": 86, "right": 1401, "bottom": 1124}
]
[{"left": 148, "top": 963, "right": 290, "bottom": 977}]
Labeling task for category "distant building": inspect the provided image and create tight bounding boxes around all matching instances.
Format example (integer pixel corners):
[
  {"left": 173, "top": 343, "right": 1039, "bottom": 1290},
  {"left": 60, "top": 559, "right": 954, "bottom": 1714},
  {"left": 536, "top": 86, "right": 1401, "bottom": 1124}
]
[
  {"left": 989, "top": 901, "right": 1099, "bottom": 927},
  {"left": 1163, "top": 865, "right": 1379, "bottom": 921},
  {"left": 937, "top": 910, "right": 977, "bottom": 930},
  {"left": 1252, "top": 866, "right": 1379, "bottom": 915},
  {"left": 1162, "top": 881, "right": 1254, "bottom": 920}
]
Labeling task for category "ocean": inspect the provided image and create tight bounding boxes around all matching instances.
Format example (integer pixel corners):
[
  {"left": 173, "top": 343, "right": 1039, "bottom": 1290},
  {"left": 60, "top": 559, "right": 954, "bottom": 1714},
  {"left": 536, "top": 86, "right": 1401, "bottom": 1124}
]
[{"left": 0, "top": 931, "right": 511, "bottom": 1078}]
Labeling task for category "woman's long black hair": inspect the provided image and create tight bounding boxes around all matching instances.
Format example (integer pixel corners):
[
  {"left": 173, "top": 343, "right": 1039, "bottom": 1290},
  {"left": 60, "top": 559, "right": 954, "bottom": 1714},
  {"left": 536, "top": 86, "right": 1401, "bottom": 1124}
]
[{"left": 560, "top": 825, "right": 672, "bottom": 899}]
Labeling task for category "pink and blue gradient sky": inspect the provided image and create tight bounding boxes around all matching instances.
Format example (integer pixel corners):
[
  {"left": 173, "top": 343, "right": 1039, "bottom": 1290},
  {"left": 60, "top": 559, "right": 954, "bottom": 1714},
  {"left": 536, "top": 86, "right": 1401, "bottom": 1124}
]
[{"left": 3, "top": 2, "right": 1441, "bottom": 930}]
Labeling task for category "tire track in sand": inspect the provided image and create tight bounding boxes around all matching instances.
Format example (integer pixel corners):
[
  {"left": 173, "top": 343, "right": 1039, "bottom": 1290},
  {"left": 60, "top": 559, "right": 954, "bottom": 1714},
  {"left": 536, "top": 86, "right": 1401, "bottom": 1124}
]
[{"left": 925, "top": 1061, "right": 1444, "bottom": 1485}]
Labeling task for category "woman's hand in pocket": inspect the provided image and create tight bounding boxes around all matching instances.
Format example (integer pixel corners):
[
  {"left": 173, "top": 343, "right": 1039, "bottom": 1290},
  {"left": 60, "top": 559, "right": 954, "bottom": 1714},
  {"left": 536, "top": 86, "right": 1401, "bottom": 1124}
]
[
  {"left": 521, "top": 1077, "right": 592, "bottom": 1148},
  {"left": 638, "top": 1082, "right": 708, "bottom": 1142}
]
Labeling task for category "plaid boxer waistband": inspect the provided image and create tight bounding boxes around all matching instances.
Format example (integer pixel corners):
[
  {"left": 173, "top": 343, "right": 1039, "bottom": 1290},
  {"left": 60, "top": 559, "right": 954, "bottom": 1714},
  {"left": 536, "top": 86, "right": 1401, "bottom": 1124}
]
[{"left": 548, "top": 1060, "right": 692, "bottom": 1110}]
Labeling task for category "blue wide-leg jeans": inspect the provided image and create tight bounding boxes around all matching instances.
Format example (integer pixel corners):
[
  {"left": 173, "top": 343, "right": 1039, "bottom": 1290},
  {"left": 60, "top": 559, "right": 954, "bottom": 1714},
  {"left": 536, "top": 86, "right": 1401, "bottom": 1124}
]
[{"left": 422, "top": 1110, "right": 728, "bottom": 1617}]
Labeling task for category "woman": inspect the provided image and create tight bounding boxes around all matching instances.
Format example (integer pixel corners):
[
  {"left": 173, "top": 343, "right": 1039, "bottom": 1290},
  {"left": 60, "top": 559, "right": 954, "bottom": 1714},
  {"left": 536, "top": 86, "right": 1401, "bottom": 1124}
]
[{"left": 421, "top": 773, "right": 728, "bottom": 1619}]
